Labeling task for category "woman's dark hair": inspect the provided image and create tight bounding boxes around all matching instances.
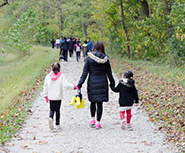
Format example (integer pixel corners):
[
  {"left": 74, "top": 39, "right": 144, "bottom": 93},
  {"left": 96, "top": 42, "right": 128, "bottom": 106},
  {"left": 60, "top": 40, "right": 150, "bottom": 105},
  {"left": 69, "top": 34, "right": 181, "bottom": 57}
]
[
  {"left": 93, "top": 41, "right": 105, "bottom": 54},
  {"left": 52, "top": 63, "right": 61, "bottom": 74},
  {"left": 84, "top": 40, "right": 87, "bottom": 44}
]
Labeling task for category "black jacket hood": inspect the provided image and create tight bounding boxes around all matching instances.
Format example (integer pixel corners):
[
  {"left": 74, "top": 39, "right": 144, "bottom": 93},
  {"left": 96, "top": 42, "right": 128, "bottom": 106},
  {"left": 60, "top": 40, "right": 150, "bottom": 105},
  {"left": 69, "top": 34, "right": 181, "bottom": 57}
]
[{"left": 119, "top": 78, "right": 135, "bottom": 91}]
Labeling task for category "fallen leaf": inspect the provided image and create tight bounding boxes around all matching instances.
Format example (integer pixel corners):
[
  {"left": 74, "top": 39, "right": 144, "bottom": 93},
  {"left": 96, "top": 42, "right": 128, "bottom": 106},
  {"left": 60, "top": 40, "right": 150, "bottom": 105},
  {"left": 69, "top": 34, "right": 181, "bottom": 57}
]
[{"left": 23, "top": 145, "right": 28, "bottom": 148}]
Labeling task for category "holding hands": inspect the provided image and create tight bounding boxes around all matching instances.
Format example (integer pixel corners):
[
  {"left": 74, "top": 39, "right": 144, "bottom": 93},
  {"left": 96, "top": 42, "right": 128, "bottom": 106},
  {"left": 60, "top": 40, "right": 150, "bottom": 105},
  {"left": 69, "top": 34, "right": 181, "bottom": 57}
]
[{"left": 74, "top": 85, "right": 79, "bottom": 90}]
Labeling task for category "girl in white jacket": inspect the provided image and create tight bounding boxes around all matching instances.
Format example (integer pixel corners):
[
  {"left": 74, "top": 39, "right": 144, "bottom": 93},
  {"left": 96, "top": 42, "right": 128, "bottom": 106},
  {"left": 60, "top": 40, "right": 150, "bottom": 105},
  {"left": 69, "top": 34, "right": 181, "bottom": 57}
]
[{"left": 43, "top": 63, "right": 78, "bottom": 130}]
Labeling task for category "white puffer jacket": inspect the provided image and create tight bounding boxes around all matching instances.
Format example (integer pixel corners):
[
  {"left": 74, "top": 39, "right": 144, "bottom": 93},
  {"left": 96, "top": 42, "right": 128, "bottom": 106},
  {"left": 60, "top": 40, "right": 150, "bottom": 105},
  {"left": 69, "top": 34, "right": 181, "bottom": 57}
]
[{"left": 43, "top": 72, "right": 74, "bottom": 100}]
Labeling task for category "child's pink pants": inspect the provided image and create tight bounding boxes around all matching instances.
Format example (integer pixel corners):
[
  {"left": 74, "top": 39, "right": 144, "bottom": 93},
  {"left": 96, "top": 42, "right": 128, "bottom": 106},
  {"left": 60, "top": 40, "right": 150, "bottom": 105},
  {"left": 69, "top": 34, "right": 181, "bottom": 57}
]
[{"left": 119, "top": 109, "right": 131, "bottom": 123}]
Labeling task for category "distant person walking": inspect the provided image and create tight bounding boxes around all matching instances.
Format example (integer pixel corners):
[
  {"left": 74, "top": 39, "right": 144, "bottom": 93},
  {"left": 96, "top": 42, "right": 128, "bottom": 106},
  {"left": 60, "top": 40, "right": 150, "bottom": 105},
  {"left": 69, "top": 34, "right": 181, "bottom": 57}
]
[
  {"left": 51, "top": 38, "right": 55, "bottom": 49},
  {"left": 87, "top": 37, "right": 93, "bottom": 52},
  {"left": 77, "top": 41, "right": 115, "bottom": 129},
  {"left": 56, "top": 38, "right": 60, "bottom": 49},
  {"left": 110, "top": 71, "right": 139, "bottom": 131},
  {"left": 74, "top": 41, "right": 81, "bottom": 62},
  {"left": 82, "top": 40, "right": 89, "bottom": 61},
  {"left": 43, "top": 63, "right": 78, "bottom": 130},
  {"left": 62, "top": 37, "right": 69, "bottom": 62},
  {"left": 68, "top": 37, "right": 74, "bottom": 57},
  {"left": 60, "top": 37, "right": 63, "bottom": 46}
]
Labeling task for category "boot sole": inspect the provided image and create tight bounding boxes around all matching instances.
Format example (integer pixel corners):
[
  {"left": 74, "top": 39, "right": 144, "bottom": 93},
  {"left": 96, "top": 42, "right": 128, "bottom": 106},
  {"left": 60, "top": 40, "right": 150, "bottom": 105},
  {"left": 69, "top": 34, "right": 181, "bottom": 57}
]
[
  {"left": 90, "top": 124, "right": 95, "bottom": 128},
  {"left": 49, "top": 118, "right": 54, "bottom": 130}
]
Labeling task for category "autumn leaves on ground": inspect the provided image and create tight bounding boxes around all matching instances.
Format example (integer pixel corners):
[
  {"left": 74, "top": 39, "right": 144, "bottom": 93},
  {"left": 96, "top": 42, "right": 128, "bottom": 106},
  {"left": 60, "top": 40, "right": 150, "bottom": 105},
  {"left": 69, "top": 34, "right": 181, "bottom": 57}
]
[
  {"left": 0, "top": 50, "right": 184, "bottom": 152},
  {"left": 110, "top": 58, "right": 185, "bottom": 151}
]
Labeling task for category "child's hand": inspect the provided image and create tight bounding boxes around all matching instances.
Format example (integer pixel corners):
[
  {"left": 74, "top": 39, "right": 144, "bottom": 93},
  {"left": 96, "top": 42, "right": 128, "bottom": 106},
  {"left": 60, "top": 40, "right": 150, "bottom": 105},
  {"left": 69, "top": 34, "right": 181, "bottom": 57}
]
[
  {"left": 74, "top": 85, "right": 79, "bottom": 90},
  {"left": 44, "top": 97, "right": 49, "bottom": 103},
  {"left": 133, "top": 103, "right": 139, "bottom": 107}
]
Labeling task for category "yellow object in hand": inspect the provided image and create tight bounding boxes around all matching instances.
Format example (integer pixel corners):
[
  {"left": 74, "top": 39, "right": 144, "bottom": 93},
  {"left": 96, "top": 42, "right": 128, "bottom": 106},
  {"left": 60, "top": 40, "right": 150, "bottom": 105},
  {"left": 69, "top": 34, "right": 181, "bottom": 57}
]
[
  {"left": 76, "top": 96, "right": 81, "bottom": 107},
  {"left": 80, "top": 99, "right": 84, "bottom": 108},
  {"left": 70, "top": 96, "right": 76, "bottom": 106}
]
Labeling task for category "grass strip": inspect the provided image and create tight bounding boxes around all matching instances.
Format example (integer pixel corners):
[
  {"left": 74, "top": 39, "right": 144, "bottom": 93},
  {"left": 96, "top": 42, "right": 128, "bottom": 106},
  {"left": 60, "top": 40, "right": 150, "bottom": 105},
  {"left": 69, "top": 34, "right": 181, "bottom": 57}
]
[
  {"left": 0, "top": 46, "right": 58, "bottom": 112},
  {"left": 0, "top": 46, "right": 58, "bottom": 144}
]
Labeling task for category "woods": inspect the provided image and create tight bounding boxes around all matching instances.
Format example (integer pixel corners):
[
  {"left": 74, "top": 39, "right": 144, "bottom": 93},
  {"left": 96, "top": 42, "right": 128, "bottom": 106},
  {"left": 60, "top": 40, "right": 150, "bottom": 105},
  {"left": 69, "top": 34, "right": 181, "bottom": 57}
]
[
  {"left": 0, "top": 0, "right": 184, "bottom": 66},
  {"left": 0, "top": 1, "right": 184, "bottom": 151}
]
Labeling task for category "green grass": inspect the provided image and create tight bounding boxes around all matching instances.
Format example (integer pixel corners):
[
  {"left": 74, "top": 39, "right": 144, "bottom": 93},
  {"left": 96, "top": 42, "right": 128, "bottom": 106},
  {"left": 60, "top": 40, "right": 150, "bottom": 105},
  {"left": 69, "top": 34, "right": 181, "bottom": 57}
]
[
  {"left": 109, "top": 52, "right": 185, "bottom": 89},
  {"left": 0, "top": 46, "right": 58, "bottom": 112}
]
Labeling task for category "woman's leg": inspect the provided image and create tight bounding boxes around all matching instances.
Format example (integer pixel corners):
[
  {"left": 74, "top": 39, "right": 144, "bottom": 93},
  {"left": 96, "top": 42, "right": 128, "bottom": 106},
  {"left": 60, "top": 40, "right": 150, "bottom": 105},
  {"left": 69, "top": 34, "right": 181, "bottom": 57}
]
[
  {"left": 96, "top": 102, "right": 103, "bottom": 122},
  {"left": 90, "top": 102, "right": 96, "bottom": 119},
  {"left": 55, "top": 100, "right": 61, "bottom": 125}
]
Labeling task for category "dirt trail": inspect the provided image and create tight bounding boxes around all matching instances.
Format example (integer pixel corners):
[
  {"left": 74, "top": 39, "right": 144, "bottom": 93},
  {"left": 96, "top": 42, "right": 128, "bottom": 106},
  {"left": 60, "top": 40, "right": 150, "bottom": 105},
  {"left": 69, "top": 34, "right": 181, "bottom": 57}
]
[{"left": 3, "top": 55, "right": 178, "bottom": 153}]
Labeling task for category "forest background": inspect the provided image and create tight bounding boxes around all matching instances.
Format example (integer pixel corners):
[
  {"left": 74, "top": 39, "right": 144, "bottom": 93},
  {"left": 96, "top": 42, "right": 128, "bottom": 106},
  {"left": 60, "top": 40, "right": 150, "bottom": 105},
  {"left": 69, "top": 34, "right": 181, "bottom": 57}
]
[
  {"left": 0, "top": 0, "right": 185, "bottom": 66},
  {"left": 0, "top": 0, "right": 184, "bottom": 151}
]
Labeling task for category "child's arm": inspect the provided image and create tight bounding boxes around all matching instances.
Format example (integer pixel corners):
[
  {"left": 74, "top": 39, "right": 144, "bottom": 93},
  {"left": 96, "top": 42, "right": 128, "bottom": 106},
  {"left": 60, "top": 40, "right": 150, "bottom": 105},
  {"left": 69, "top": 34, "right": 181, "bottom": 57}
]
[
  {"left": 110, "top": 83, "right": 121, "bottom": 92},
  {"left": 43, "top": 76, "right": 48, "bottom": 102},
  {"left": 62, "top": 75, "right": 76, "bottom": 90},
  {"left": 133, "top": 86, "right": 139, "bottom": 104}
]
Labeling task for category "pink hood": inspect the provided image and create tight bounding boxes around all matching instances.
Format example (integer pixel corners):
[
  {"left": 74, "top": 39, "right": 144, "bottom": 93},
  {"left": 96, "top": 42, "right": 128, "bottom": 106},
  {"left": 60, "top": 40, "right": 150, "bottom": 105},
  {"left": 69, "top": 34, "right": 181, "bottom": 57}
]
[{"left": 50, "top": 71, "right": 62, "bottom": 80}]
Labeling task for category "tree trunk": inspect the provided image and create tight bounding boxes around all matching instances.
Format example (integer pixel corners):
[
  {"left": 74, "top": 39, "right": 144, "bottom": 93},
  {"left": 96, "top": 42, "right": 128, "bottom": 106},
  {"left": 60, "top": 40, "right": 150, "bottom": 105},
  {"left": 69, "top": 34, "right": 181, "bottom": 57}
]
[
  {"left": 108, "top": 28, "right": 113, "bottom": 53},
  {"left": 141, "top": 0, "right": 149, "bottom": 17},
  {"left": 82, "top": 22, "right": 87, "bottom": 39},
  {"left": 101, "top": 23, "right": 104, "bottom": 41},
  {"left": 165, "top": 0, "right": 173, "bottom": 38},
  {"left": 120, "top": 0, "right": 131, "bottom": 58},
  {"left": 0, "top": 0, "right": 9, "bottom": 8},
  {"left": 58, "top": 0, "right": 62, "bottom": 37}
]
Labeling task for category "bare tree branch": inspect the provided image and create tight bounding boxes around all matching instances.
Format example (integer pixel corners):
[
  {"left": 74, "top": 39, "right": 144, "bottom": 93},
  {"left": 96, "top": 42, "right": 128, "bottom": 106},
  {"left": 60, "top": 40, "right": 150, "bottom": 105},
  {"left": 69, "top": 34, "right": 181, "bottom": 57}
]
[{"left": 0, "top": 0, "right": 9, "bottom": 8}]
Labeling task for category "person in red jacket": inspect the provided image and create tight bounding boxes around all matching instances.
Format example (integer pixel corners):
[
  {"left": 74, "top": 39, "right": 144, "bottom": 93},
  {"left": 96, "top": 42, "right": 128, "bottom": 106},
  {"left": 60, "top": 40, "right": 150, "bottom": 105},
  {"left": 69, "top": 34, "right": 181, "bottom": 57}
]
[{"left": 110, "top": 71, "right": 139, "bottom": 130}]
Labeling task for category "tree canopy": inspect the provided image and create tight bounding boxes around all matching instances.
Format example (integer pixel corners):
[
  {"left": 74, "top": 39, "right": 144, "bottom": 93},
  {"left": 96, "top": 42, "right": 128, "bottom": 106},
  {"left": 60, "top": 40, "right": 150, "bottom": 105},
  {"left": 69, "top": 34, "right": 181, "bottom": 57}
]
[{"left": 0, "top": 0, "right": 185, "bottom": 66}]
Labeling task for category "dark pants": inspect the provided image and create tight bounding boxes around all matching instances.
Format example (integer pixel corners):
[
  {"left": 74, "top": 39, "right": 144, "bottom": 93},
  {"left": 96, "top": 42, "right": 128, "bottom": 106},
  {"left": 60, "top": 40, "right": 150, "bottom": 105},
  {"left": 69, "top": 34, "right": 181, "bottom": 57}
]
[
  {"left": 57, "top": 44, "right": 60, "bottom": 49},
  {"left": 69, "top": 49, "right": 73, "bottom": 57},
  {"left": 63, "top": 50, "right": 68, "bottom": 61},
  {"left": 49, "top": 100, "right": 61, "bottom": 125},
  {"left": 90, "top": 102, "right": 103, "bottom": 121},
  {"left": 51, "top": 44, "right": 54, "bottom": 49},
  {"left": 76, "top": 51, "right": 80, "bottom": 62}
]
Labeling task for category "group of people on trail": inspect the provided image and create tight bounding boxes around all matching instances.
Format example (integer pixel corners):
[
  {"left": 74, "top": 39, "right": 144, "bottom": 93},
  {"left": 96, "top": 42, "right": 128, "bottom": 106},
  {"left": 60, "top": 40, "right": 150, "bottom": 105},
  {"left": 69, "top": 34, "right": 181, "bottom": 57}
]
[
  {"left": 44, "top": 41, "right": 139, "bottom": 131},
  {"left": 51, "top": 37, "right": 62, "bottom": 49},
  {"left": 51, "top": 37, "right": 93, "bottom": 62}
]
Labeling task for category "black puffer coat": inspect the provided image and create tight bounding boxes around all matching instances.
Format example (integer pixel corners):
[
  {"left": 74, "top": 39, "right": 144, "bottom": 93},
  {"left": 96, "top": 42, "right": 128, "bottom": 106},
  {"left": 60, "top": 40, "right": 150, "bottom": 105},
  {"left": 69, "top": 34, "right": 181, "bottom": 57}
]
[{"left": 77, "top": 51, "right": 115, "bottom": 103}]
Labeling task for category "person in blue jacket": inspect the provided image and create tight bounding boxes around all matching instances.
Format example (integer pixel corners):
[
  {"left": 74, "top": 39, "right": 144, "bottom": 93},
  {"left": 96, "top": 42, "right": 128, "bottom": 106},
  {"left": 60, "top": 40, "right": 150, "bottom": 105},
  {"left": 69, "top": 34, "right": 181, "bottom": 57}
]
[
  {"left": 87, "top": 37, "right": 93, "bottom": 52},
  {"left": 77, "top": 41, "right": 115, "bottom": 129}
]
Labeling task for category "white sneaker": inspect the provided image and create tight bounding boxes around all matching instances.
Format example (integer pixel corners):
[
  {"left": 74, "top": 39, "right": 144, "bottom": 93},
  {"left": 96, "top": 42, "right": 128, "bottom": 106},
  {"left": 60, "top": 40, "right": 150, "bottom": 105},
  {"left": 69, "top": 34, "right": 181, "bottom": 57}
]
[
  {"left": 126, "top": 123, "right": 133, "bottom": 131},
  {"left": 56, "top": 125, "right": 61, "bottom": 130},
  {"left": 49, "top": 118, "right": 54, "bottom": 130},
  {"left": 121, "top": 119, "right": 125, "bottom": 130}
]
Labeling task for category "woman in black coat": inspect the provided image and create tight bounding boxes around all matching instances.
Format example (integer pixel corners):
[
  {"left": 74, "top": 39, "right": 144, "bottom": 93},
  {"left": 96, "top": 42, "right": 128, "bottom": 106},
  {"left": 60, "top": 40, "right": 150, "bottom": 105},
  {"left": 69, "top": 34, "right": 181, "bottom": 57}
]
[{"left": 77, "top": 41, "right": 115, "bottom": 129}]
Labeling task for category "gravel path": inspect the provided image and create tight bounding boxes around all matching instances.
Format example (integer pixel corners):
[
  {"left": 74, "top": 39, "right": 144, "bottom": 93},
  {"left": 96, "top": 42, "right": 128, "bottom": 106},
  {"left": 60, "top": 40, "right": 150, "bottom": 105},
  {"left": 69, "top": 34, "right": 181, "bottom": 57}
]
[{"left": 4, "top": 55, "right": 178, "bottom": 153}]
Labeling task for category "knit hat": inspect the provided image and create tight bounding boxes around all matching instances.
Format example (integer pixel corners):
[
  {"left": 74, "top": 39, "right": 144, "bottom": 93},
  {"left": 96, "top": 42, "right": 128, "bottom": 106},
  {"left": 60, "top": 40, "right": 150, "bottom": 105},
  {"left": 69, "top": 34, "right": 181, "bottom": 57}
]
[{"left": 123, "top": 71, "right": 133, "bottom": 79}]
